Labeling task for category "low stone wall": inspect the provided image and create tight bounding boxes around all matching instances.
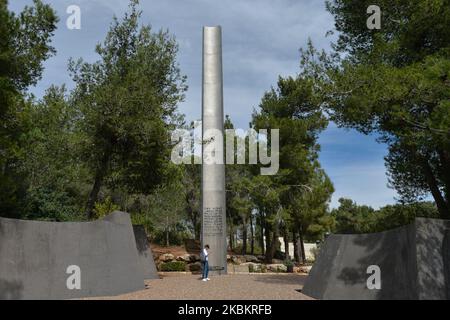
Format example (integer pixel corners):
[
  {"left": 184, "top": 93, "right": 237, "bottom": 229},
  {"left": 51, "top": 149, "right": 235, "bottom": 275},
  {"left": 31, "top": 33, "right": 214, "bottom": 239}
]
[{"left": 154, "top": 252, "right": 309, "bottom": 274}]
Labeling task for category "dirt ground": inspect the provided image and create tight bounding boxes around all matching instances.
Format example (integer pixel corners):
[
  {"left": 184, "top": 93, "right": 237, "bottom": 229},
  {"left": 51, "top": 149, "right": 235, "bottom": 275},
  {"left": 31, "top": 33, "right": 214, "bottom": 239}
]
[
  {"left": 151, "top": 244, "right": 189, "bottom": 257},
  {"left": 88, "top": 273, "right": 311, "bottom": 300}
]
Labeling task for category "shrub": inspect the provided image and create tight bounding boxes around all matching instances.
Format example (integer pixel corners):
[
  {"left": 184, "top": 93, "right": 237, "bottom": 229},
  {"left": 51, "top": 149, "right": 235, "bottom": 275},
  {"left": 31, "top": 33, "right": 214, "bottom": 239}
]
[
  {"left": 260, "top": 265, "right": 267, "bottom": 273},
  {"left": 273, "top": 250, "right": 286, "bottom": 260},
  {"left": 93, "top": 197, "right": 119, "bottom": 219},
  {"left": 159, "top": 261, "right": 186, "bottom": 272},
  {"left": 153, "top": 226, "right": 192, "bottom": 246},
  {"left": 232, "top": 244, "right": 264, "bottom": 255},
  {"left": 283, "top": 259, "right": 294, "bottom": 267}
]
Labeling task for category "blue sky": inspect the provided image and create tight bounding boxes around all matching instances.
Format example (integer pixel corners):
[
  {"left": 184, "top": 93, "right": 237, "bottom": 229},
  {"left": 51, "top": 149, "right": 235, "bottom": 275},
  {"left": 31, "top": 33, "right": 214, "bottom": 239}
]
[{"left": 11, "top": 0, "right": 399, "bottom": 208}]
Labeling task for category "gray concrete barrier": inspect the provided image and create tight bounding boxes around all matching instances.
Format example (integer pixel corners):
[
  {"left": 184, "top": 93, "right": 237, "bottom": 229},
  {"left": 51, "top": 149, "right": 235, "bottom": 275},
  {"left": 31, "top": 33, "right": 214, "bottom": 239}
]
[
  {"left": 133, "top": 225, "right": 159, "bottom": 280},
  {"left": 302, "top": 218, "right": 450, "bottom": 300},
  {"left": 0, "top": 211, "right": 145, "bottom": 299}
]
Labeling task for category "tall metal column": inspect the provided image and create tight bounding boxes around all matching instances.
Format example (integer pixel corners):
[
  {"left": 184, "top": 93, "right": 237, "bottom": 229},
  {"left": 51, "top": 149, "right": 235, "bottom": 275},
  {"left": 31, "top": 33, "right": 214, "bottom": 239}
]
[{"left": 201, "top": 26, "right": 227, "bottom": 275}]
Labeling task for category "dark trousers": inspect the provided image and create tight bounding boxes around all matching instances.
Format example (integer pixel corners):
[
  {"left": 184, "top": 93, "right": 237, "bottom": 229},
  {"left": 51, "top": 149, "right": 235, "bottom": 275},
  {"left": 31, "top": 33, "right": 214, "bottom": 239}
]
[{"left": 202, "top": 261, "right": 209, "bottom": 279}]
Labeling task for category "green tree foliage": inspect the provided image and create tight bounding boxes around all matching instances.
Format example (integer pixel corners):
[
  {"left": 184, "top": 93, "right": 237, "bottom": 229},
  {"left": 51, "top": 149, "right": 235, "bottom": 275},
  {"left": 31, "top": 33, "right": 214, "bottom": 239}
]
[
  {"left": 332, "top": 198, "right": 439, "bottom": 234},
  {"left": 251, "top": 73, "right": 334, "bottom": 262},
  {"left": 68, "top": 0, "right": 187, "bottom": 218},
  {"left": 331, "top": 198, "right": 377, "bottom": 234},
  {"left": 183, "top": 162, "right": 201, "bottom": 241},
  {"left": 144, "top": 179, "right": 187, "bottom": 247},
  {"left": 323, "top": 0, "right": 450, "bottom": 218},
  {"left": 93, "top": 197, "right": 120, "bottom": 219},
  {"left": 21, "top": 86, "right": 89, "bottom": 221},
  {"left": 0, "top": 0, "right": 58, "bottom": 117},
  {"left": 1, "top": 0, "right": 189, "bottom": 227},
  {"left": 0, "top": 0, "right": 58, "bottom": 217},
  {"left": 224, "top": 115, "right": 258, "bottom": 254},
  {"left": 374, "top": 201, "right": 439, "bottom": 232}
]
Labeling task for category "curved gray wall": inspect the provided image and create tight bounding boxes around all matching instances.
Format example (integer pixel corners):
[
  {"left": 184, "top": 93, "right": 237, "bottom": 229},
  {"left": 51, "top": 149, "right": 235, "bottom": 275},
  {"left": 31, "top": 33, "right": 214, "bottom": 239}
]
[
  {"left": 133, "top": 225, "right": 158, "bottom": 280},
  {"left": 0, "top": 211, "right": 144, "bottom": 299},
  {"left": 302, "top": 218, "right": 450, "bottom": 300}
]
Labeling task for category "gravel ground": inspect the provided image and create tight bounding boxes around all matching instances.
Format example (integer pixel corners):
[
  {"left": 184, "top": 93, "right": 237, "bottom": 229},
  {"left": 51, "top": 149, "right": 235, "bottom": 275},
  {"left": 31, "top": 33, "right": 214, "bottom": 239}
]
[{"left": 89, "top": 273, "right": 311, "bottom": 300}]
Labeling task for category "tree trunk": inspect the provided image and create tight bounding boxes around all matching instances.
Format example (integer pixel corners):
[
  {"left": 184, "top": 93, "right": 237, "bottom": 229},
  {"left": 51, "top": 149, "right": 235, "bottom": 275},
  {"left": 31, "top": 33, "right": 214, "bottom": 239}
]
[
  {"left": 437, "top": 148, "right": 450, "bottom": 211},
  {"left": 166, "top": 216, "right": 170, "bottom": 246},
  {"left": 299, "top": 227, "right": 306, "bottom": 263},
  {"left": 264, "top": 227, "right": 272, "bottom": 263},
  {"left": 195, "top": 215, "right": 200, "bottom": 241},
  {"left": 420, "top": 157, "right": 450, "bottom": 218},
  {"left": 85, "top": 148, "right": 111, "bottom": 219},
  {"left": 265, "top": 220, "right": 279, "bottom": 264},
  {"left": 250, "top": 214, "right": 255, "bottom": 255},
  {"left": 283, "top": 229, "right": 289, "bottom": 259},
  {"left": 260, "top": 214, "right": 265, "bottom": 255},
  {"left": 293, "top": 232, "right": 299, "bottom": 263},
  {"left": 242, "top": 217, "right": 248, "bottom": 255},
  {"left": 229, "top": 227, "right": 234, "bottom": 251},
  {"left": 269, "top": 231, "right": 278, "bottom": 262}
]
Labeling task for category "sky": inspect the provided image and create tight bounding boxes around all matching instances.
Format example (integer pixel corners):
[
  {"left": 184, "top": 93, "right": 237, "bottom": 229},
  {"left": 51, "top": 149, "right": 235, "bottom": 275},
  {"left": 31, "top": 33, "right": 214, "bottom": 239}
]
[{"left": 10, "top": 0, "right": 400, "bottom": 209}]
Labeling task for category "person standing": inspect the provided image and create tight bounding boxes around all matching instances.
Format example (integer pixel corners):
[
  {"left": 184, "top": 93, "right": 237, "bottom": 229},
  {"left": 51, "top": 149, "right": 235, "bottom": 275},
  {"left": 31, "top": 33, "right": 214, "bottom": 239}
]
[{"left": 201, "top": 244, "right": 210, "bottom": 281}]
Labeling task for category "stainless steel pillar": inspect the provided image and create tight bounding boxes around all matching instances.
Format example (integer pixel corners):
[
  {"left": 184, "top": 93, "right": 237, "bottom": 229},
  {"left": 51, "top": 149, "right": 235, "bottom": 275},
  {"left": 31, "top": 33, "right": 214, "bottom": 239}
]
[{"left": 201, "top": 26, "right": 227, "bottom": 275}]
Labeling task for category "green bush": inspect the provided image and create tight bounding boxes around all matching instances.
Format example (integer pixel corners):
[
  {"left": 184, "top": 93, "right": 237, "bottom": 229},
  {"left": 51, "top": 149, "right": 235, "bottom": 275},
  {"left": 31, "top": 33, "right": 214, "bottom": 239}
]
[
  {"left": 93, "top": 197, "right": 119, "bottom": 219},
  {"left": 232, "top": 244, "right": 264, "bottom": 255},
  {"left": 283, "top": 259, "right": 294, "bottom": 268},
  {"left": 260, "top": 265, "right": 267, "bottom": 273},
  {"left": 153, "top": 225, "right": 192, "bottom": 246},
  {"left": 159, "top": 261, "right": 186, "bottom": 272}
]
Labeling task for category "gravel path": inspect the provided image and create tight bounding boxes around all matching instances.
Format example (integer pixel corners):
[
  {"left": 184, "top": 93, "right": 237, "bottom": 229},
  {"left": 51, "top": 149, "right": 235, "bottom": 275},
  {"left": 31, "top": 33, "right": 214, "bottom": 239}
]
[{"left": 90, "top": 273, "right": 311, "bottom": 300}]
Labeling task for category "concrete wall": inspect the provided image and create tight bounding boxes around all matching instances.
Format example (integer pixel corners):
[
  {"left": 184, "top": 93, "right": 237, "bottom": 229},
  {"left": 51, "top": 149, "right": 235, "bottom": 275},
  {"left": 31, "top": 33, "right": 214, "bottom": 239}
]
[
  {"left": 415, "top": 218, "right": 450, "bottom": 299},
  {"left": 302, "top": 218, "right": 450, "bottom": 300},
  {"left": 0, "top": 211, "right": 144, "bottom": 299},
  {"left": 133, "top": 225, "right": 159, "bottom": 280},
  {"left": 276, "top": 237, "right": 317, "bottom": 261},
  {"left": 302, "top": 223, "right": 418, "bottom": 300}
]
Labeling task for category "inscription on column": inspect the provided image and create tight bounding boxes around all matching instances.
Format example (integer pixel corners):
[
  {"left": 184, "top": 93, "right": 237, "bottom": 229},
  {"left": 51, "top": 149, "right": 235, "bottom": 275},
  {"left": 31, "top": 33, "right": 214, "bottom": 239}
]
[{"left": 203, "top": 207, "right": 223, "bottom": 235}]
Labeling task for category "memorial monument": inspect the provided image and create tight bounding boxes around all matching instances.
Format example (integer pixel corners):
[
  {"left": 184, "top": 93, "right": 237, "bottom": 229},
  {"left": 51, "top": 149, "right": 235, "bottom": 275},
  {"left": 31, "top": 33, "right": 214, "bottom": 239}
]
[
  {"left": 302, "top": 217, "right": 450, "bottom": 300},
  {"left": 201, "top": 26, "right": 227, "bottom": 275}
]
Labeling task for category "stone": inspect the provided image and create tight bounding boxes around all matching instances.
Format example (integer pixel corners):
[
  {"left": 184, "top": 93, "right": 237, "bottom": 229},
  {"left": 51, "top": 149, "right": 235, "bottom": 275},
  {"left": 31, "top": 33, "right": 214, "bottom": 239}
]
[
  {"left": 177, "top": 254, "right": 192, "bottom": 262},
  {"left": 191, "top": 254, "right": 201, "bottom": 262},
  {"left": 244, "top": 255, "right": 259, "bottom": 263},
  {"left": 159, "top": 253, "right": 175, "bottom": 262},
  {"left": 272, "top": 259, "right": 284, "bottom": 264},
  {"left": 189, "top": 262, "right": 202, "bottom": 272},
  {"left": 298, "top": 266, "right": 312, "bottom": 274},
  {"left": 233, "top": 264, "right": 250, "bottom": 273},
  {"left": 267, "top": 264, "right": 287, "bottom": 273},
  {"left": 257, "top": 255, "right": 266, "bottom": 262},
  {"left": 231, "top": 255, "right": 246, "bottom": 265},
  {"left": 242, "top": 262, "right": 262, "bottom": 272}
]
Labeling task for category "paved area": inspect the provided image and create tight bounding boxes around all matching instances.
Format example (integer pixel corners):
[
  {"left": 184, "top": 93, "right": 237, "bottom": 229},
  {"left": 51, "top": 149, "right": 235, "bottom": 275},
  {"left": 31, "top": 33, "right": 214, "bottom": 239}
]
[{"left": 89, "top": 273, "right": 311, "bottom": 300}]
